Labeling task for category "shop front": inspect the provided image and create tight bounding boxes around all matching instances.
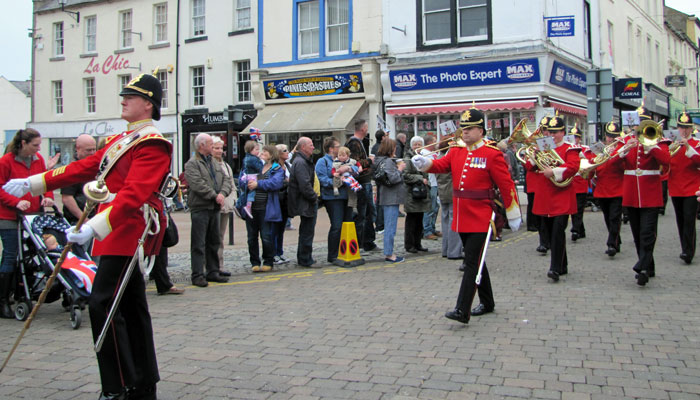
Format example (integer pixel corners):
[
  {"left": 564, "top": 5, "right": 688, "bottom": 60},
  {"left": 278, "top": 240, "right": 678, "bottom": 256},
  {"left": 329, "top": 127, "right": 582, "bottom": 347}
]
[
  {"left": 180, "top": 106, "right": 257, "bottom": 175},
  {"left": 244, "top": 68, "right": 377, "bottom": 165},
  {"left": 615, "top": 83, "right": 669, "bottom": 128},
  {"left": 383, "top": 56, "right": 588, "bottom": 144}
]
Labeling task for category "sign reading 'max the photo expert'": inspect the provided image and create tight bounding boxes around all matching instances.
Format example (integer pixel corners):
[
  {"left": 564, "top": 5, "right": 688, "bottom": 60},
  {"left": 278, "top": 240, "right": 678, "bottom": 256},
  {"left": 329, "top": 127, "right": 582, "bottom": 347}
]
[{"left": 389, "top": 58, "right": 540, "bottom": 92}]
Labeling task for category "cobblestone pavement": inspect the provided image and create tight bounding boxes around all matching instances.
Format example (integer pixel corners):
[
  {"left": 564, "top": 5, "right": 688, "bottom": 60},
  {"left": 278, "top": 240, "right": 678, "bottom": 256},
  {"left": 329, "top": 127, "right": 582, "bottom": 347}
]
[{"left": 1, "top": 207, "right": 700, "bottom": 399}]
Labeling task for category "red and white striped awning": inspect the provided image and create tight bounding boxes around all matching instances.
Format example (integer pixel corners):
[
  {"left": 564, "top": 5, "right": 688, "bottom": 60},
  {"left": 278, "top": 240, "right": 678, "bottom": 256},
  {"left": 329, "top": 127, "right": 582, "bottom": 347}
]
[
  {"left": 386, "top": 98, "right": 537, "bottom": 116},
  {"left": 548, "top": 99, "right": 587, "bottom": 116}
]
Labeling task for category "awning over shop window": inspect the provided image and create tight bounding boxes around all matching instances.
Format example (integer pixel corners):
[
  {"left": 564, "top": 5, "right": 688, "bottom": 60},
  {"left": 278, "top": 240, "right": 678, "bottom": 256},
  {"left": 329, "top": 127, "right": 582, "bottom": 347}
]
[
  {"left": 386, "top": 98, "right": 537, "bottom": 116},
  {"left": 548, "top": 99, "right": 587, "bottom": 116},
  {"left": 243, "top": 99, "right": 365, "bottom": 134}
]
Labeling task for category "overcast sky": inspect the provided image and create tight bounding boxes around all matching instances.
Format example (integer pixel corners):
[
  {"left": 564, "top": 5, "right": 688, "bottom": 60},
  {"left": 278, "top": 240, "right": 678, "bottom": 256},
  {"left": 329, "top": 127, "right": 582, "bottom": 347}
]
[{"left": 1, "top": 0, "right": 699, "bottom": 82}]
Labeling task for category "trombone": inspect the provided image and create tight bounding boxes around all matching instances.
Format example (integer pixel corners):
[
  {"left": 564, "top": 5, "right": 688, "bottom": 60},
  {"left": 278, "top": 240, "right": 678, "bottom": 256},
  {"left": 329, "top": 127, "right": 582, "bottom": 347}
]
[{"left": 412, "top": 130, "right": 467, "bottom": 156}]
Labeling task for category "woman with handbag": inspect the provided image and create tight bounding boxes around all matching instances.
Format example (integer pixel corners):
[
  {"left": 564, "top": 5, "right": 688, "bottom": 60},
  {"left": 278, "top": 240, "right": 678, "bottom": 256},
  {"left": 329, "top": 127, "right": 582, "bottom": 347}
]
[
  {"left": 403, "top": 136, "right": 431, "bottom": 253},
  {"left": 375, "top": 138, "right": 406, "bottom": 263},
  {"left": 212, "top": 137, "right": 235, "bottom": 276},
  {"left": 242, "top": 145, "right": 284, "bottom": 272}
]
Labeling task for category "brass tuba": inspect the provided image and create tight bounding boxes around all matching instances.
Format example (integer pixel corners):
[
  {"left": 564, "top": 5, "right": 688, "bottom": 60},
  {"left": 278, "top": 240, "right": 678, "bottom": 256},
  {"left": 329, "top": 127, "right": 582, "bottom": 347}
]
[
  {"left": 635, "top": 119, "right": 663, "bottom": 147},
  {"left": 508, "top": 118, "right": 573, "bottom": 187}
]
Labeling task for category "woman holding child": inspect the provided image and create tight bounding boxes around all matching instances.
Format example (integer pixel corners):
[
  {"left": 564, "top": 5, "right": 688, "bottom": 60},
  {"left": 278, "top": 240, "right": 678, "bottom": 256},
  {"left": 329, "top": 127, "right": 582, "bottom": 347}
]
[
  {"left": 242, "top": 144, "right": 284, "bottom": 273},
  {"left": 316, "top": 137, "right": 358, "bottom": 264}
]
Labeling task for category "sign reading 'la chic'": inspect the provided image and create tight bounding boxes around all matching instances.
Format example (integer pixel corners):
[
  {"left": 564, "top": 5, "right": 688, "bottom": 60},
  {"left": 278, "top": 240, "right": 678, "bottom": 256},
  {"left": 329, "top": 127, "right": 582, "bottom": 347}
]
[
  {"left": 84, "top": 54, "right": 131, "bottom": 75},
  {"left": 263, "top": 73, "right": 364, "bottom": 100},
  {"left": 389, "top": 58, "right": 540, "bottom": 92}
]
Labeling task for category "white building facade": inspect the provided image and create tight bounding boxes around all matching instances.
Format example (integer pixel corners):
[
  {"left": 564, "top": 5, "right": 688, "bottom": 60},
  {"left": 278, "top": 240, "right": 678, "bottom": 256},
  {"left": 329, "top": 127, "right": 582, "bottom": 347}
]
[
  {"left": 178, "top": 0, "right": 259, "bottom": 171},
  {"left": 381, "top": 0, "right": 598, "bottom": 143},
  {"left": 30, "top": 0, "right": 178, "bottom": 168}
]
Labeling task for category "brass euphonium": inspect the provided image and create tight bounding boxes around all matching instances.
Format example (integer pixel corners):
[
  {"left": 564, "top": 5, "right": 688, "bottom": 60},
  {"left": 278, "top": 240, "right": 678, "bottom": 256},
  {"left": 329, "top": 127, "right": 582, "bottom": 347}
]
[
  {"left": 635, "top": 119, "right": 664, "bottom": 147},
  {"left": 508, "top": 118, "right": 573, "bottom": 187}
]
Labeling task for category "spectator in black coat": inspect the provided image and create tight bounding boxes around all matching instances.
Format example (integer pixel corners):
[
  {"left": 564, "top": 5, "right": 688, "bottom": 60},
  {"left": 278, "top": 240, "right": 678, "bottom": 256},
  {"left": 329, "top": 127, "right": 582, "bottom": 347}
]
[{"left": 288, "top": 137, "right": 318, "bottom": 267}]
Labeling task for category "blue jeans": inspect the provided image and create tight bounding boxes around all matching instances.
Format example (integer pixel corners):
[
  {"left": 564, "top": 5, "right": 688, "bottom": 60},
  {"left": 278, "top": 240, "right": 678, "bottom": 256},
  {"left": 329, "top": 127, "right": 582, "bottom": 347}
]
[
  {"left": 423, "top": 186, "right": 439, "bottom": 236},
  {"left": 382, "top": 205, "right": 399, "bottom": 257},
  {"left": 324, "top": 199, "right": 352, "bottom": 262},
  {"left": 0, "top": 228, "right": 18, "bottom": 273}
]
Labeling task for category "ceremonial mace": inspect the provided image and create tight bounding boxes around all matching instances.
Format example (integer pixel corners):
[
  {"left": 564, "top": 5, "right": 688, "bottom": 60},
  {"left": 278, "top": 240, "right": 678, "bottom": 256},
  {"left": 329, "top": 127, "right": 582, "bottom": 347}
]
[{"left": 1, "top": 180, "right": 111, "bottom": 373}]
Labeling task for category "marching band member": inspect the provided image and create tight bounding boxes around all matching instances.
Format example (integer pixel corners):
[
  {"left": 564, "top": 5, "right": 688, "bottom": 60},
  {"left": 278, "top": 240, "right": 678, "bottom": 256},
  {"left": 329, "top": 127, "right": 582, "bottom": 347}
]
[
  {"left": 668, "top": 111, "right": 700, "bottom": 264},
  {"left": 617, "top": 116, "right": 670, "bottom": 286},
  {"left": 527, "top": 116, "right": 580, "bottom": 282},
  {"left": 529, "top": 117, "right": 550, "bottom": 254},
  {"left": 411, "top": 107, "right": 522, "bottom": 324},
  {"left": 4, "top": 73, "right": 170, "bottom": 400},
  {"left": 570, "top": 124, "right": 589, "bottom": 242},
  {"left": 593, "top": 122, "right": 625, "bottom": 257}
]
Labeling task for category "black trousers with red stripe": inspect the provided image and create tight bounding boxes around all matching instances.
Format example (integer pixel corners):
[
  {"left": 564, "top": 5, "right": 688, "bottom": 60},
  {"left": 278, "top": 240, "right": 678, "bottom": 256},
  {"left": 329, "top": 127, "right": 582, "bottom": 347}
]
[
  {"left": 542, "top": 215, "right": 568, "bottom": 275},
  {"left": 455, "top": 232, "right": 494, "bottom": 314},
  {"left": 671, "top": 196, "right": 698, "bottom": 261},
  {"left": 89, "top": 255, "right": 159, "bottom": 393}
]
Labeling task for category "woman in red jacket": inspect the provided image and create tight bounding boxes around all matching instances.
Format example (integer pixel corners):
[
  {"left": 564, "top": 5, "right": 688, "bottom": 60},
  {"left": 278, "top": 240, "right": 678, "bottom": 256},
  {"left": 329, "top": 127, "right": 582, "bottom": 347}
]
[{"left": 0, "top": 128, "right": 54, "bottom": 318}]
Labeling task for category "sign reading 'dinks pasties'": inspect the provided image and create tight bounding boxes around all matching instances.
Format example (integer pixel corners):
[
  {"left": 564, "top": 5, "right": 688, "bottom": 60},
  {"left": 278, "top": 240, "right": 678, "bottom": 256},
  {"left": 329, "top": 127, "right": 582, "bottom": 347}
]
[
  {"left": 390, "top": 58, "right": 540, "bottom": 92},
  {"left": 263, "top": 73, "right": 364, "bottom": 99}
]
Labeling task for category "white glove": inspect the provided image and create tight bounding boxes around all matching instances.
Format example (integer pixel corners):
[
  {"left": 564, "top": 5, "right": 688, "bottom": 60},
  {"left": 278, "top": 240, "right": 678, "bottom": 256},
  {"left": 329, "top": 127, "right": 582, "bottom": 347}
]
[
  {"left": 65, "top": 225, "right": 95, "bottom": 245},
  {"left": 508, "top": 217, "right": 522, "bottom": 232},
  {"left": 411, "top": 155, "right": 430, "bottom": 171},
  {"left": 3, "top": 178, "right": 30, "bottom": 197}
]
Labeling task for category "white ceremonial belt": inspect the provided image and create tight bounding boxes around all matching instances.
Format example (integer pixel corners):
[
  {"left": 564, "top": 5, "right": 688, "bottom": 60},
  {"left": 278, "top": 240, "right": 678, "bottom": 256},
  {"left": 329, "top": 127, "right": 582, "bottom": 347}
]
[{"left": 624, "top": 169, "right": 661, "bottom": 176}]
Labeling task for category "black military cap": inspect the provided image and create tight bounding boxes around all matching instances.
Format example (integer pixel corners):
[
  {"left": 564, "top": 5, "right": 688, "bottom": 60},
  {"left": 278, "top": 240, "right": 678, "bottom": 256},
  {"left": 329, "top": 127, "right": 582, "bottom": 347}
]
[
  {"left": 605, "top": 121, "right": 622, "bottom": 136},
  {"left": 120, "top": 73, "right": 163, "bottom": 120},
  {"left": 547, "top": 116, "right": 565, "bottom": 131},
  {"left": 636, "top": 105, "right": 651, "bottom": 121},
  {"left": 539, "top": 116, "right": 551, "bottom": 128},
  {"left": 677, "top": 111, "right": 693, "bottom": 128},
  {"left": 570, "top": 123, "right": 582, "bottom": 137},
  {"left": 460, "top": 107, "right": 485, "bottom": 130}
]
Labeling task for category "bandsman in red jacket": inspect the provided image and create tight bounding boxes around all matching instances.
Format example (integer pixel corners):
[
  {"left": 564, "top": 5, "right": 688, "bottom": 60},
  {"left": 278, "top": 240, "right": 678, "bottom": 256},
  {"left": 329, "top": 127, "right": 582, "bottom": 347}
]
[
  {"left": 592, "top": 122, "right": 625, "bottom": 257},
  {"left": 526, "top": 116, "right": 580, "bottom": 282},
  {"left": 411, "top": 107, "right": 521, "bottom": 324},
  {"left": 570, "top": 124, "right": 590, "bottom": 242},
  {"left": 617, "top": 115, "right": 671, "bottom": 286},
  {"left": 4, "top": 73, "right": 170, "bottom": 400},
  {"left": 526, "top": 117, "right": 551, "bottom": 254},
  {"left": 669, "top": 111, "right": 700, "bottom": 264}
]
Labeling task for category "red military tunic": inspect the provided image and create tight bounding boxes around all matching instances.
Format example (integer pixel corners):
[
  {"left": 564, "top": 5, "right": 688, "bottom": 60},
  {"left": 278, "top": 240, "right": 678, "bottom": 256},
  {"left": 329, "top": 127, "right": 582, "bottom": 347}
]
[
  {"left": 593, "top": 152, "right": 624, "bottom": 198},
  {"left": 572, "top": 145, "right": 590, "bottom": 194},
  {"left": 668, "top": 138, "right": 700, "bottom": 197},
  {"left": 428, "top": 140, "right": 520, "bottom": 233},
  {"left": 620, "top": 141, "right": 671, "bottom": 208},
  {"left": 527, "top": 142, "right": 580, "bottom": 216},
  {"left": 28, "top": 121, "right": 172, "bottom": 256}
]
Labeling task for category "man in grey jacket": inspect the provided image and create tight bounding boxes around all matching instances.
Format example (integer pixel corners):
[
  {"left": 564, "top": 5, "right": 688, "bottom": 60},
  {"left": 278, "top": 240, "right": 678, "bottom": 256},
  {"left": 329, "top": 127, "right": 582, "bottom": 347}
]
[
  {"left": 184, "top": 133, "right": 232, "bottom": 287},
  {"left": 288, "top": 137, "right": 318, "bottom": 267}
]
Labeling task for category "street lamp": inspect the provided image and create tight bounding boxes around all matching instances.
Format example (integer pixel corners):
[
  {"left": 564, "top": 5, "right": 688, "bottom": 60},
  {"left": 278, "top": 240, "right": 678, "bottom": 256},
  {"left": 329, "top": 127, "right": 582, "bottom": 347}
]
[{"left": 58, "top": 0, "right": 80, "bottom": 23}]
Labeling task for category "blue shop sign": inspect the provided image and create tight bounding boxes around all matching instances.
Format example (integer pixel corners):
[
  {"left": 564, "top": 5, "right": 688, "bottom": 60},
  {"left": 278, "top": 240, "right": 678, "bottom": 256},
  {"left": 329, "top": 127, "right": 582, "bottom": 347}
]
[
  {"left": 545, "top": 16, "right": 575, "bottom": 37},
  {"left": 390, "top": 58, "right": 540, "bottom": 92},
  {"left": 549, "top": 61, "right": 586, "bottom": 94},
  {"left": 263, "top": 73, "right": 363, "bottom": 99}
]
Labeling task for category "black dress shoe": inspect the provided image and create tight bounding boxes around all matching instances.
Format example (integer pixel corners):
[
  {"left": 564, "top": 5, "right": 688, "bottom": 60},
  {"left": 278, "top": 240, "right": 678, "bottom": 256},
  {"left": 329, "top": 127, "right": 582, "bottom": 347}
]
[
  {"left": 547, "top": 270, "right": 559, "bottom": 282},
  {"left": 470, "top": 303, "right": 493, "bottom": 316},
  {"left": 571, "top": 232, "right": 579, "bottom": 242},
  {"left": 192, "top": 276, "right": 208, "bottom": 287},
  {"left": 219, "top": 270, "right": 232, "bottom": 277},
  {"left": 605, "top": 246, "right": 617, "bottom": 257},
  {"left": 680, "top": 253, "right": 692, "bottom": 264},
  {"left": 447, "top": 256, "right": 464, "bottom": 260},
  {"left": 536, "top": 245, "right": 548, "bottom": 254},
  {"left": 417, "top": 246, "right": 429, "bottom": 252},
  {"left": 405, "top": 248, "right": 418, "bottom": 254},
  {"left": 99, "top": 390, "right": 127, "bottom": 400},
  {"left": 527, "top": 227, "right": 538, "bottom": 232},
  {"left": 636, "top": 271, "right": 648, "bottom": 286},
  {"left": 206, "top": 274, "right": 229, "bottom": 283},
  {"left": 444, "top": 309, "right": 469, "bottom": 324},
  {"left": 458, "top": 262, "right": 466, "bottom": 272},
  {"left": 127, "top": 384, "right": 157, "bottom": 400}
]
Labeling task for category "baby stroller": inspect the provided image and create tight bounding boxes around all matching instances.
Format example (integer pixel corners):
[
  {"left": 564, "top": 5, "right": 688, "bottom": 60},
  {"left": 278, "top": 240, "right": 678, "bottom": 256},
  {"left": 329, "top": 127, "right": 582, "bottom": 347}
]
[{"left": 13, "top": 207, "right": 97, "bottom": 329}]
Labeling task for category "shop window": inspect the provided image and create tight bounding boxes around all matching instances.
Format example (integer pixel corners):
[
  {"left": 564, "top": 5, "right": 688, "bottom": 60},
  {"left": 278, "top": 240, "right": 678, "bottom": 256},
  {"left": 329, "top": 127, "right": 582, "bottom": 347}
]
[
  {"left": 418, "top": 0, "right": 491, "bottom": 50},
  {"left": 395, "top": 117, "right": 415, "bottom": 136},
  {"left": 485, "top": 111, "right": 509, "bottom": 141}
]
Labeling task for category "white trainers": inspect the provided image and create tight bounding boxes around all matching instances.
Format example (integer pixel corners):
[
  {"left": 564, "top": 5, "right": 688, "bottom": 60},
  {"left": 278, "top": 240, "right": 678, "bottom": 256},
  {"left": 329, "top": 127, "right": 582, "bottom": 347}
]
[{"left": 274, "top": 255, "right": 290, "bottom": 265}]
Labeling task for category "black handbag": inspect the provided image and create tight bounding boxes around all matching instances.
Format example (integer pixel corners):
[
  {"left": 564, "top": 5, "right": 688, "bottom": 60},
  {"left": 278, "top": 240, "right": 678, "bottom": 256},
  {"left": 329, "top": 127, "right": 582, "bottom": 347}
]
[
  {"left": 162, "top": 212, "right": 179, "bottom": 248},
  {"left": 410, "top": 182, "right": 428, "bottom": 200}
]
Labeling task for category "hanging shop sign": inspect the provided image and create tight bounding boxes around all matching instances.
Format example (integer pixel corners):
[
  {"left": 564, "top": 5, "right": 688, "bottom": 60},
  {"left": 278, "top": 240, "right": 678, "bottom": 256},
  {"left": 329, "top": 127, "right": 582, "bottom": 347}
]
[
  {"left": 614, "top": 78, "right": 643, "bottom": 99},
  {"left": 549, "top": 61, "right": 586, "bottom": 94},
  {"left": 544, "top": 16, "right": 575, "bottom": 37},
  {"left": 263, "top": 73, "right": 363, "bottom": 100},
  {"left": 182, "top": 112, "right": 228, "bottom": 126},
  {"left": 390, "top": 58, "right": 540, "bottom": 92}
]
